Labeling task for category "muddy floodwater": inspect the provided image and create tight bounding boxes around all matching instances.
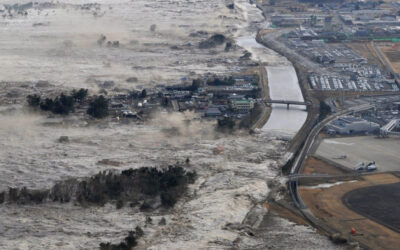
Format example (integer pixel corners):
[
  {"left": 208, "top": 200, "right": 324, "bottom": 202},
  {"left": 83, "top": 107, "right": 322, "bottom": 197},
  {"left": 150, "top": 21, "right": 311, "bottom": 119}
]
[
  {"left": 234, "top": 36, "right": 307, "bottom": 139},
  {"left": 0, "top": 0, "right": 340, "bottom": 249}
]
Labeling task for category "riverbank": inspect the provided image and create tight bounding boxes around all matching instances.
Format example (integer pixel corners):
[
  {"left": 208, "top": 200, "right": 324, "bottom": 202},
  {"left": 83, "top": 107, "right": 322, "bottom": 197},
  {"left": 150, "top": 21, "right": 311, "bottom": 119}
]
[
  {"left": 236, "top": 34, "right": 309, "bottom": 140},
  {"left": 260, "top": 66, "right": 308, "bottom": 139},
  {"left": 256, "top": 30, "right": 320, "bottom": 154},
  {"left": 251, "top": 65, "right": 271, "bottom": 131}
]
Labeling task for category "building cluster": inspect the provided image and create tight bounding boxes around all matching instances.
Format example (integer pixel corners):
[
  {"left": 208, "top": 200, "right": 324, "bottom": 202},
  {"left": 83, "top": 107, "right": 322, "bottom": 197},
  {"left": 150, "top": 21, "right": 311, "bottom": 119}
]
[
  {"left": 272, "top": 0, "right": 400, "bottom": 94},
  {"left": 327, "top": 116, "right": 380, "bottom": 135},
  {"left": 269, "top": 0, "right": 400, "bottom": 41},
  {"left": 282, "top": 35, "right": 399, "bottom": 92},
  {"left": 327, "top": 95, "right": 400, "bottom": 135},
  {"left": 309, "top": 73, "right": 398, "bottom": 92},
  {"left": 356, "top": 96, "right": 400, "bottom": 127},
  {"left": 169, "top": 75, "right": 259, "bottom": 119},
  {"left": 289, "top": 38, "right": 365, "bottom": 64},
  {"left": 271, "top": 14, "right": 327, "bottom": 28},
  {"left": 105, "top": 74, "right": 260, "bottom": 121}
]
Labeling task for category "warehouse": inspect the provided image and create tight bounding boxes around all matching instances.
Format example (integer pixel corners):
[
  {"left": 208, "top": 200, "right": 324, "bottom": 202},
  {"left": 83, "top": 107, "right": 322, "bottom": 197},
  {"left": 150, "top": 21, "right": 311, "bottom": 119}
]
[{"left": 327, "top": 116, "right": 380, "bottom": 135}]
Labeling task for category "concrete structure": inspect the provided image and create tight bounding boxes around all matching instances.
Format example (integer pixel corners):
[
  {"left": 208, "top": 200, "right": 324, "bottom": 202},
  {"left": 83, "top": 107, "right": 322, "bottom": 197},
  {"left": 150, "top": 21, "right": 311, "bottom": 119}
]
[
  {"left": 264, "top": 99, "right": 311, "bottom": 109},
  {"left": 204, "top": 107, "right": 222, "bottom": 117},
  {"left": 206, "top": 84, "right": 256, "bottom": 95},
  {"left": 231, "top": 99, "right": 254, "bottom": 113},
  {"left": 380, "top": 119, "right": 400, "bottom": 136},
  {"left": 271, "top": 14, "right": 327, "bottom": 27},
  {"left": 316, "top": 136, "right": 400, "bottom": 172},
  {"left": 327, "top": 116, "right": 379, "bottom": 135}
]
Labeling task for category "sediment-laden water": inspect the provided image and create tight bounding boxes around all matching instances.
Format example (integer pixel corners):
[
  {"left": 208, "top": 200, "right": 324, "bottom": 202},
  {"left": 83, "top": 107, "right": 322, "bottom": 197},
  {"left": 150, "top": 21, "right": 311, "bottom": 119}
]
[{"left": 0, "top": 1, "right": 339, "bottom": 249}]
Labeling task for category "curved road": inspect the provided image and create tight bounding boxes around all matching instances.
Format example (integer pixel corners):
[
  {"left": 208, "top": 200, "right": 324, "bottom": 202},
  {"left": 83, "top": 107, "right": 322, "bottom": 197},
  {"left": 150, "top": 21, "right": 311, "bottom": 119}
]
[{"left": 289, "top": 103, "right": 374, "bottom": 209}]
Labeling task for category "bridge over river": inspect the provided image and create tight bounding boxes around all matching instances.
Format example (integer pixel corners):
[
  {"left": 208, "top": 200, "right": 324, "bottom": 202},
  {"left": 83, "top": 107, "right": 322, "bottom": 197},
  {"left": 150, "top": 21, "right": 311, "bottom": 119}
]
[
  {"left": 260, "top": 66, "right": 308, "bottom": 138},
  {"left": 264, "top": 99, "right": 312, "bottom": 109}
]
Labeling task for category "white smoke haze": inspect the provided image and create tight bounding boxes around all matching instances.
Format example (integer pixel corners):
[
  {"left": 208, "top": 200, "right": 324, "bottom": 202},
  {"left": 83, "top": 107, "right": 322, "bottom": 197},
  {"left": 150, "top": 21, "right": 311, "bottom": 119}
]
[
  {"left": 0, "top": 0, "right": 342, "bottom": 249},
  {"left": 0, "top": 112, "right": 42, "bottom": 144},
  {"left": 0, "top": 0, "right": 248, "bottom": 90},
  {"left": 149, "top": 111, "right": 217, "bottom": 142}
]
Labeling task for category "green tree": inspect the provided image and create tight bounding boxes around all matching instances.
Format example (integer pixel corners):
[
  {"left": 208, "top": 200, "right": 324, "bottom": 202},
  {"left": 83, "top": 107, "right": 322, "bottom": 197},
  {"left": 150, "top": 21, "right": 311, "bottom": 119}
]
[
  {"left": 40, "top": 98, "right": 55, "bottom": 111},
  {"left": 27, "top": 94, "right": 41, "bottom": 107},
  {"left": 52, "top": 93, "right": 75, "bottom": 115},
  {"left": 87, "top": 95, "right": 109, "bottom": 118},
  {"left": 319, "top": 100, "right": 331, "bottom": 121},
  {"left": 217, "top": 116, "right": 235, "bottom": 130},
  {"left": 161, "top": 191, "right": 177, "bottom": 207},
  {"left": 140, "top": 89, "right": 147, "bottom": 98},
  {"left": 190, "top": 79, "right": 202, "bottom": 91},
  {"left": 310, "top": 15, "right": 317, "bottom": 27},
  {"left": 72, "top": 88, "right": 88, "bottom": 102},
  {"left": 225, "top": 42, "right": 232, "bottom": 52}
]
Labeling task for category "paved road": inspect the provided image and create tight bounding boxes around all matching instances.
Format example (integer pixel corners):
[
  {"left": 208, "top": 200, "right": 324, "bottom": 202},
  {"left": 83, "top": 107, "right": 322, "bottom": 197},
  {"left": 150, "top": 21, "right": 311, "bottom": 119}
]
[
  {"left": 261, "top": 30, "right": 331, "bottom": 75},
  {"left": 372, "top": 41, "right": 400, "bottom": 84},
  {"left": 289, "top": 104, "right": 374, "bottom": 209}
]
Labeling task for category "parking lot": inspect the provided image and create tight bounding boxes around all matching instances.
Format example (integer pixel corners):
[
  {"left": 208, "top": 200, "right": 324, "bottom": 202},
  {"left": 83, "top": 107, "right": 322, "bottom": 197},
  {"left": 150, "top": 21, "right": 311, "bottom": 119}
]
[{"left": 315, "top": 136, "right": 400, "bottom": 172}]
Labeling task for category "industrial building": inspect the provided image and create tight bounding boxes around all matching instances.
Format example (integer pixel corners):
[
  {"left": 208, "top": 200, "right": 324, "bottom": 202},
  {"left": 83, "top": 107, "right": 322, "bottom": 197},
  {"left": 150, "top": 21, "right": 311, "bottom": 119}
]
[
  {"left": 308, "top": 73, "right": 398, "bottom": 92},
  {"left": 204, "top": 107, "right": 222, "bottom": 117},
  {"left": 271, "top": 14, "right": 327, "bottom": 27},
  {"left": 327, "top": 116, "right": 380, "bottom": 135}
]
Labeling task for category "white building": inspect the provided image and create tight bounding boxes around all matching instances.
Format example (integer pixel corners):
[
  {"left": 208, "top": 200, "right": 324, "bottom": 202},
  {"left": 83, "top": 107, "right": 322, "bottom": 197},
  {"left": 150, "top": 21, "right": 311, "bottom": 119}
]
[
  {"left": 327, "top": 116, "right": 380, "bottom": 135},
  {"left": 231, "top": 99, "right": 254, "bottom": 113}
]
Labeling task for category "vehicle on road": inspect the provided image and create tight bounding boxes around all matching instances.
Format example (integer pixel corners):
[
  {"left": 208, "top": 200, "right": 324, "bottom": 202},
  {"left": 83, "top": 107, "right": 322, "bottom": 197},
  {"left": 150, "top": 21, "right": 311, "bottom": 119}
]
[
  {"left": 333, "top": 155, "right": 347, "bottom": 159},
  {"left": 355, "top": 161, "right": 377, "bottom": 172}
]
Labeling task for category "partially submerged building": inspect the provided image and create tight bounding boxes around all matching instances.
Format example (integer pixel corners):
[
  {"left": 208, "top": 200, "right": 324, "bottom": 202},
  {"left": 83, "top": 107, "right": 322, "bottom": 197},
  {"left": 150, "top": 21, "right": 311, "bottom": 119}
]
[{"left": 204, "top": 107, "right": 222, "bottom": 117}]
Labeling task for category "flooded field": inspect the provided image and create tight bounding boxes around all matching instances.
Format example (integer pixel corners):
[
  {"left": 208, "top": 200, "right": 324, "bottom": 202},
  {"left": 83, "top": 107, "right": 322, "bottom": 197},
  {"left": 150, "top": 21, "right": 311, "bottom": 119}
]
[
  {"left": 0, "top": 0, "right": 339, "bottom": 249},
  {"left": 0, "top": 0, "right": 249, "bottom": 89}
]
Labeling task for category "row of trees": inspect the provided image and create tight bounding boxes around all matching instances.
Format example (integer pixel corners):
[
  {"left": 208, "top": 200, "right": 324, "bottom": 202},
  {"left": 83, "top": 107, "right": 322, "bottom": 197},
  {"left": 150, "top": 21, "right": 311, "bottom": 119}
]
[
  {"left": 100, "top": 226, "right": 144, "bottom": 250},
  {"left": 27, "top": 89, "right": 109, "bottom": 118},
  {"left": 28, "top": 93, "right": 75, "bottom": 115},
  {"left": 87, "top": 95, "right": 108, "bottom": 119},
  {"left": 207, "top": 76, "right": 235, "bottom": 86},
  {"left": 27, "top": 88, "right": 88, "bottom": 115},
  {"left": 2, "top": 165, "right": 196, "bottom": 209},
  {"left": 319, "top": 100, "right": 332, "bottom": 121}
]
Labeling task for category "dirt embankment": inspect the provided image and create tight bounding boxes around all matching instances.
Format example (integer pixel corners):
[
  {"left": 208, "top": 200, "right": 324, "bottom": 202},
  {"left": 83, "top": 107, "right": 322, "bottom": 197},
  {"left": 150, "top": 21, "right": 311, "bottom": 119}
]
[{"left": 300, "top": 156, "right": 348, "bottom": 175}]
